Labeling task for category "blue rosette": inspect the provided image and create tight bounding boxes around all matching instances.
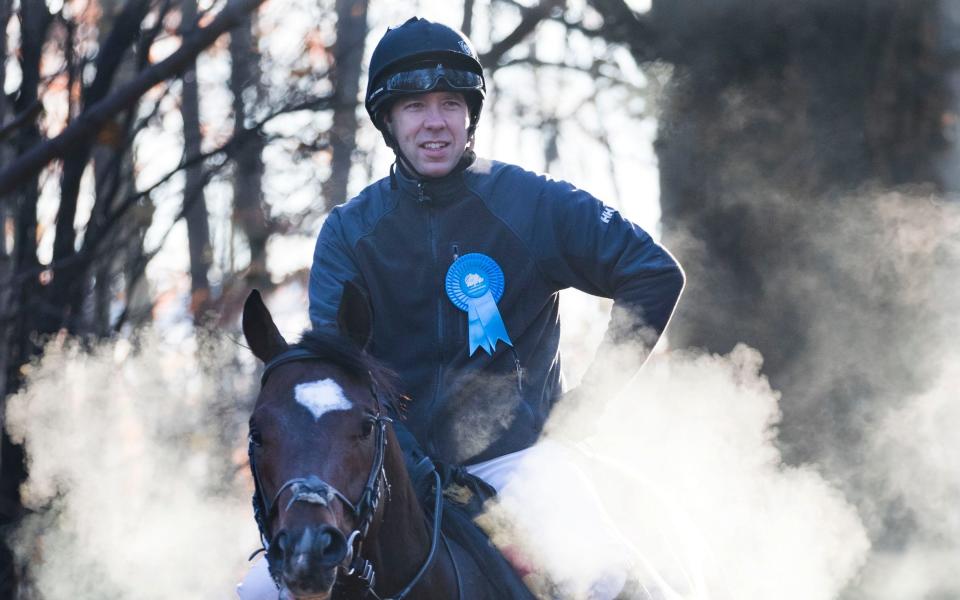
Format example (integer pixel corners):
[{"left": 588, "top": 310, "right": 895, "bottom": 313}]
[{"left": 445, "top": 253, "right": 513, "bottom": 356}]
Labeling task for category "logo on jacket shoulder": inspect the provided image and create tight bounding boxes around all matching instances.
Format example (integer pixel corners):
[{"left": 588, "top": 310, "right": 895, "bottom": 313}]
[{"left": 600, "top": 206, "right": 616, "bottom": 224}]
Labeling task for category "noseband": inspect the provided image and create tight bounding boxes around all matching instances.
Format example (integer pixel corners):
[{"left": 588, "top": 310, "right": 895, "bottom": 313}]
[{"left": 249, "top": 347, "right": 444, "bottom": 600}]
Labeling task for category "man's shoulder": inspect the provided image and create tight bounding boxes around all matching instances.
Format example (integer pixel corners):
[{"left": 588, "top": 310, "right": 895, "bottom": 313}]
[
  {"left": 326, "top": 175, "right": 396, "bottom": 238},
  {"left": 466, "top": 158, "right": 554, "bottom": 198},
  {"left": 337, "top": 175, "right": 393, "bottom": 212},
  {"left": 467, "top": 158, "right": 583, "bottom": 207},
  {"left": 469, "top": 157, "right": 546, "bottom": 181}
]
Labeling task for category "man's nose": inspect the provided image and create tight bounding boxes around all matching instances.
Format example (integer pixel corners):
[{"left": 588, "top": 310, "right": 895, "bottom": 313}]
[{"left": 423, "top": 105, "right": 445, "bottom": 128}]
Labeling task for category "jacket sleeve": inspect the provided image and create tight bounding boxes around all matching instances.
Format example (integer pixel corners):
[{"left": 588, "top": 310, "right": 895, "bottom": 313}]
[
  {"left": 543, "top": 178, "right": 685, "bottom": 392},
  {"left": 308, "top": 209, "right": 366, "bottom": 331}
]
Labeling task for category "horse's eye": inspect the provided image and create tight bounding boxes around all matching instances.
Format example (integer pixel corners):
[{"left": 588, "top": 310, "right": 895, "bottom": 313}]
[
  {"left": 359, "top": 417, "right": 376, "bottom": 439},
  {"left": 249, "top": 428, "right": 263, "bottom": 447}
]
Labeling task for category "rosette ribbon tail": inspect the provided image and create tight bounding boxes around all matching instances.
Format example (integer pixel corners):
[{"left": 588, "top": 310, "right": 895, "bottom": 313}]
[{"left": 467, "top": 291, "right": 513, "bottom": 356}]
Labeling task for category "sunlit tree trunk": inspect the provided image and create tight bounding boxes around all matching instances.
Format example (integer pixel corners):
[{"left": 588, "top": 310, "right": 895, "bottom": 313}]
[
  {"left": 583, "top": 1, "right": 957, "bottom": 579},
  {"left": 322, "top": 0, "right": 367, "bottom": 212},
  {"left": 647, "top": 0, "right": 951, "bottom": 449},
  {"left": 181, "top": 0, "right": 213, "bottom": 319},
  {"left": 229, "top": 12, "right": 269, "bottom": 288}
]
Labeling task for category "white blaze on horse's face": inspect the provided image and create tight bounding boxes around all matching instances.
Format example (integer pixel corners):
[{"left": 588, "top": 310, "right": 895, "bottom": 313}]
[{"left": 294, "top": 379, "right": 352, "bottom": 420}]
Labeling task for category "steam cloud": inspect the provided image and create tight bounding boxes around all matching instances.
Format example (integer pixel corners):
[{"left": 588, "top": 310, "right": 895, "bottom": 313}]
[
  {"left": 482, "top": 343, "right": 870, "bottom": 599},
  {"left": 4, "top": 193, "right": 958, "bottom": 599},
  {"left": 477, "top": 190, "right": 960, "bottom": 599},
  {"left": 5, "top": 329, "right": 261, "bottom": 599}
]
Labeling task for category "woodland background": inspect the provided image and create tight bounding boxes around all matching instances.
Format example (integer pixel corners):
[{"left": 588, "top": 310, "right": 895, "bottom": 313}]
[{"left": 1, "top": 0, "right": 958, "bottom": 598}]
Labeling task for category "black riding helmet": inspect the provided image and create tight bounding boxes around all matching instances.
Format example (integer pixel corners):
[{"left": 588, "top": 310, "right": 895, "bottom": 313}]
[{"left": 365, "top": 17, "right": 486, "bottom": 142}]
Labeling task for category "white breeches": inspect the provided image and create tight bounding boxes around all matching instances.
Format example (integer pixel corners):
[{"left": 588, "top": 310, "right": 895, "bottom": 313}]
[{"left": 237, "top": 440, "right": 626, "bottom": 600}]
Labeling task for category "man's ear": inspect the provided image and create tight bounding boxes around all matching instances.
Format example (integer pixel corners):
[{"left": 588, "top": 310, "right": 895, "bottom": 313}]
[
  {"left": 242, "top": 290, "right": 288, "bottom": 363},
  {"left": 336, "top": 281, "right": 373, "bottom": 350}
]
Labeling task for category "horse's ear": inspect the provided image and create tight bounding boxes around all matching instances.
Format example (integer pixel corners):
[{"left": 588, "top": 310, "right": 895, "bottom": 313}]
[
  {"left": 337, "top": 281, "right": 373, "bottom": 350},
  {"left": 242, "top": 290, "right": 288, "bottom": 363}
]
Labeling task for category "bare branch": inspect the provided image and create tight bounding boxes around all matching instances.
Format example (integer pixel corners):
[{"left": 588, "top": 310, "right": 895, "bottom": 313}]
[
  {"left": 0, "top": 99, "right": 43, "bottom": 142},
  {"left": 479, "top": 0, "right": 567, "bottom": 70},
  {"left": 0, "top": 87, "right": 331, "bottom": 323},
  {"left": 584, "top": 0, "right": 659, "bottom": 62},
  {"left": 461, "top": 0, "right": 475, "bottom": 37},
  {"left": 0, "top": 0, "right": 268, "bottom": 197}
]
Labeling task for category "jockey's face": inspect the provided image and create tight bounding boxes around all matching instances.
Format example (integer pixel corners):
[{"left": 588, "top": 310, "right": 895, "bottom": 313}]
[{"left": 387, "top": 91, "right": 469, "bottom": 178}]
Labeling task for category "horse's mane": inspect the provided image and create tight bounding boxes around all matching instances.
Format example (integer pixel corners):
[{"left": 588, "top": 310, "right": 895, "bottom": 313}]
[{"left": 293, "top": 329, "right": 407, "bottom": 415}]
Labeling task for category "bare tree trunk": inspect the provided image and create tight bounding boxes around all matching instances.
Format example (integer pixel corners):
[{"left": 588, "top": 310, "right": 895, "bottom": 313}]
[
  {"left": 646, "top": 0, "right": 950, "bottom": 440},
  {"left": 229, "top": 12, "right": 269, "bottom": 287},
  {"left": 590, "top": 0, "right": 954, "bottom": 565},
  {"left": 5, "top": 0, "right": 51, "bottom": 385},
  {"left": 1, "top": 1, "right": 52, "bottom": 594},
  {"left": 89, "top": 0, "right": 153, "bottom": 335},
  {"left": 0, "top": 0, "right": 9, "bottom": 131},
  {"left": 181, "top": 0, "right": 213, "bottom": 319},
  {"left": 321, "top": 0, "right": 368, "bottom": 212},
  {"left": 0, "top": 0, "right": 13, "bottom": 392},
  {"left": 52, "top": 0, "right": 154, "bottom": 334},
  {"left": 461, "top": 0, "right": 475, "bottom": 36},
  {"left": 0, "top": 12, "right": 13, "bottom": 582}
]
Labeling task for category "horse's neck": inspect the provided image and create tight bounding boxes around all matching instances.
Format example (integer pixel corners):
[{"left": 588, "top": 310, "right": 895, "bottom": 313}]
[{"left": 366, "top": 442, "right": 454, "bottom": 599}]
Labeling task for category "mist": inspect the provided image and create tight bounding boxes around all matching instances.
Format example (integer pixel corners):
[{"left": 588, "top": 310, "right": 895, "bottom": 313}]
[
  {"left": 4, "top": 329, "right": 261, "bottom": 599},
  {"left": 4, "top": 192, "right": 958, "bottom": 599},
  {"left": 477, "top": 190, "right": 959, "bottom": 599},
  {"left": 481, "top": 341, "right": 869, "bottom": 599}
]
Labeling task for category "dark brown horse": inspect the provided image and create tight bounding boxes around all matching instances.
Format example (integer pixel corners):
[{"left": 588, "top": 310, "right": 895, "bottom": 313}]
[{"left": 242, "top": 286, "right": 535, "bottom": 600}]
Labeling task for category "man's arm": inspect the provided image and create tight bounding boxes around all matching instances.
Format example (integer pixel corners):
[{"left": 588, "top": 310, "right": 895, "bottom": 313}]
[
  {"left": 308, "top": 209, "right": 367, "bottom": 331},
  {"left": 545, "top": 178, "right": 685, "bottom": 396}
]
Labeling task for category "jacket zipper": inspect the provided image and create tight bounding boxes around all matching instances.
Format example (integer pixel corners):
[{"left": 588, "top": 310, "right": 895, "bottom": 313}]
[{"left": 422, "top": 182, "right": 445, "bottom": 455}]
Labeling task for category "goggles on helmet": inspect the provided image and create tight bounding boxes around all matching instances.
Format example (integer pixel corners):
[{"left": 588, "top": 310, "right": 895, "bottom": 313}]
[{"left": 369, "top": 64, "right": 483, "bottom": 106}]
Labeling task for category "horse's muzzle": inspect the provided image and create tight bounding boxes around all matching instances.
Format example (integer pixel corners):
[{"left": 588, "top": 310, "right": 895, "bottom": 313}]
[{"left": 272, "top": 524, "right": 349, "bottom": 597}]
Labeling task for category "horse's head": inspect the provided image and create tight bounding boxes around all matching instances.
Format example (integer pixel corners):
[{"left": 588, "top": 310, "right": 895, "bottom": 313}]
[{"left": 243, "top": 285, "right": 392, "bottom": 599}]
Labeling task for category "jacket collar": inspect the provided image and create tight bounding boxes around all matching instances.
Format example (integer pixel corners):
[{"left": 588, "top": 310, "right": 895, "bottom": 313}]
[{"left": 393, "top": 152, "right": 476, "bottom": 206}]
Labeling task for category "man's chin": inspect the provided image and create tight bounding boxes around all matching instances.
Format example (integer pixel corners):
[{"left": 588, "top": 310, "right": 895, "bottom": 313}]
[
  {"left": 412, "top": 154, "right": 463, "bottom": 178},
  {"left": 420, "top": 167, "right": 454, "bottom": 178}
]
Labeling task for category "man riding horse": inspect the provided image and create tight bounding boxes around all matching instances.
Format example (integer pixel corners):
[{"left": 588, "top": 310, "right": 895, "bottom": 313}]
[{"left": 239, "top": 16, "right": 684, "bottom": 599}]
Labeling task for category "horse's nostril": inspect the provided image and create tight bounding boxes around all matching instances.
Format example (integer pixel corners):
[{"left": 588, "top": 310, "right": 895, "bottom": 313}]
[
  {"left": 277, "top": 525, "right": 345, "bottom": 594},
  {"left": 272, "top": 530, "right": 289, "bottom": 556},
  {"left": 317, "top": 524, "right": 349, "bottom": 567}
]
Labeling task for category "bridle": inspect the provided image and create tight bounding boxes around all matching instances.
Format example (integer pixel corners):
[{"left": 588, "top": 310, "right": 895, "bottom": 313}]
[{"left": 248, "top": 347, "right": 445, "bottom": 600}]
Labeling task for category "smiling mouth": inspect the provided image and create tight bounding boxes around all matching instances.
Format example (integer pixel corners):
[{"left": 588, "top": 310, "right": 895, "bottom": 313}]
[{"left": 421, "top": 142, "right": 449, "bottom": 150}]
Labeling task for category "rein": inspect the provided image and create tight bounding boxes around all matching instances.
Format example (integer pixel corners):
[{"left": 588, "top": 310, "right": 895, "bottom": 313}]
[{"left": 250, "top": 347, "right": 446, "bottom": 600}]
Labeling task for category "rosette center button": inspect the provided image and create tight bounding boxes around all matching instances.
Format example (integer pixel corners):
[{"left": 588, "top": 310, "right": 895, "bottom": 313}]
[{"left": 463, "top": 273, "right": 488, "bottom": 297}]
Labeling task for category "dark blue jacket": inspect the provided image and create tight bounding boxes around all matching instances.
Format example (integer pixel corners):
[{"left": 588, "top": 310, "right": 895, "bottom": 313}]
[{"left": 309, "top": 158, "right": 684, "bottom": 466}]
